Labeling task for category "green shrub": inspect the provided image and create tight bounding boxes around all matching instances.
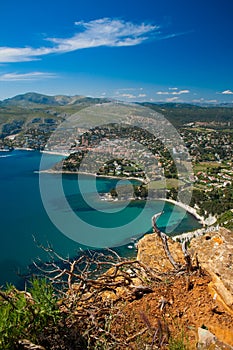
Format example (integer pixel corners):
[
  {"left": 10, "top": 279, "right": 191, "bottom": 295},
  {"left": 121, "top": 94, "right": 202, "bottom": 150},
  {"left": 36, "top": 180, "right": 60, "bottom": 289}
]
[
  {"left": 0, "top": 278, "right": 60, "bottom": 349},
  {"left": 168, "top": 331, "right": 188, "bottom": 350}
]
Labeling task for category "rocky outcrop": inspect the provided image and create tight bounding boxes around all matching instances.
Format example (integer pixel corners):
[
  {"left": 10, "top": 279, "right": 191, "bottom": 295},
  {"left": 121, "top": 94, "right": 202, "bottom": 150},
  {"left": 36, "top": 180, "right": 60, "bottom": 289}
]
[
  {"left": 136, "top": 232, "right": 185, "bottom": 272},
  {"left": 189, "top": 228, "right": 233, "bottom": 315},
  {"left": 136, "top": 228, "right": 233, "bottom": 347},
  {"left": 137, "top": 228, "right": 233, "bottom": 315}
]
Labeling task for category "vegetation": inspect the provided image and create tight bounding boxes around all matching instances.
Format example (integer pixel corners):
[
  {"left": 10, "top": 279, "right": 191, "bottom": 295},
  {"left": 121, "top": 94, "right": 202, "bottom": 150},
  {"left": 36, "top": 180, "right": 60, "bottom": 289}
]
[
  {"left": 0, "top": 279, "right": 60, "bottom": 349},
  {"left": 0, "top": 93, "right": 109, "bottom": 150},
  {"left": 217, "top": 210, "right": 233, "bottom": 230},
  {"left": 141, "top": 102, "right": 233, "bottom": 128},
  {"left": 0, "top": 241, "right": 197, "bottom": 349}
]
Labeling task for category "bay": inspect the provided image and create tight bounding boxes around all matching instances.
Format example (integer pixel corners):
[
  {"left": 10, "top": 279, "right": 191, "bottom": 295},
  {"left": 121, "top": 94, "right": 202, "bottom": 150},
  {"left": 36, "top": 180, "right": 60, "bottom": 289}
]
[{"left": 0, "top": 150, "right": 201, "bottom": 287}]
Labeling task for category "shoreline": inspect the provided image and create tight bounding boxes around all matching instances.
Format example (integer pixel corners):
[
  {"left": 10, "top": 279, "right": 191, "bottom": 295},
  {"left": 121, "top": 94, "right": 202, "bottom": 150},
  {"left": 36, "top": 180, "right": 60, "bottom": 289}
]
[
  {"left": 157, "top": 198, "right": 206, "bottom": 226},
  {"left": 39, "top": 167, "right": 205, "bottom": 227},
  {"left": 3, "top": 148, "right": 72, "bottom": 156},
  {"left": 40, "top": 150, "right": 71, "bottom": 157},
  {"left": 14, "top": 147, "right": 35, "bottom": 151},
  {"left": 37, "top": 150, "right": 206, "bottom": 232},
  {"left": 162, "top": 199, "right": 217, "bottom": 227},
  {"left": 39, "top": 168, "right": 146, "bottom": 183}
]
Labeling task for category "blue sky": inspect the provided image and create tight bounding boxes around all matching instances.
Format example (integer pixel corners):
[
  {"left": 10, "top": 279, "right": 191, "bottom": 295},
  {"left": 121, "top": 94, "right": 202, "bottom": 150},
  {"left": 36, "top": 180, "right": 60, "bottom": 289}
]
[{"left": 0, "top": 0, "right": 233, "bottom": 103}]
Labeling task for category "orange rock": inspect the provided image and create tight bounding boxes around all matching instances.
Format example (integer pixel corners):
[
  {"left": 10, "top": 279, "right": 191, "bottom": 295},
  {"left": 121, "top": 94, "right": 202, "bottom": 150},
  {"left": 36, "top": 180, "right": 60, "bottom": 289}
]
[{"left": 212, "top": 236, "right": 223, "bottom": 245}]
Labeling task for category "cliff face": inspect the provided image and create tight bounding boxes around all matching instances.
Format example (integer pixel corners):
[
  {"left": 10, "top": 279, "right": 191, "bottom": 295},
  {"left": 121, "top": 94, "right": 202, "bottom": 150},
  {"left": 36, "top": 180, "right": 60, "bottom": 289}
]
[
  {"left": 136, "top": 228, "right": 233, "bottom": 348},
  {"left": 137, "top": 228, "right": 233, "bottom": 314},
  {"left": 189, "top": 228, "right": 233, "bottom": 315}
]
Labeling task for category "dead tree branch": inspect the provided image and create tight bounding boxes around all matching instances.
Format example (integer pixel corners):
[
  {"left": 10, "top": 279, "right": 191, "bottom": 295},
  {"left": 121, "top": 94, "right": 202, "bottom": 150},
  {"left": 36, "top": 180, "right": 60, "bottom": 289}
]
[
  {"left": 152, "top": 213, "right": 181, "bottom": 270},
  {"left": 182, "top": 239, "right": 194, "bottom": 272}
]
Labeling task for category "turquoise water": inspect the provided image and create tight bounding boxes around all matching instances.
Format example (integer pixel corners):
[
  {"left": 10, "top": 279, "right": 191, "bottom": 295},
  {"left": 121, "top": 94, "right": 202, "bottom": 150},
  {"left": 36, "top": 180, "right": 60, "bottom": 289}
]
[{"left": 0, "top": 150, "right": 201, "bottom": 287}]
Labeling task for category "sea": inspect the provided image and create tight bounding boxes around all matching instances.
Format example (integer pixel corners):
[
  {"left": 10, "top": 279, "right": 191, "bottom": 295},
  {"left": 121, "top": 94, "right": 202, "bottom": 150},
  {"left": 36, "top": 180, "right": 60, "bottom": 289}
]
[{"left": 0, "top": 150, "right": 201, "bottom": 287}]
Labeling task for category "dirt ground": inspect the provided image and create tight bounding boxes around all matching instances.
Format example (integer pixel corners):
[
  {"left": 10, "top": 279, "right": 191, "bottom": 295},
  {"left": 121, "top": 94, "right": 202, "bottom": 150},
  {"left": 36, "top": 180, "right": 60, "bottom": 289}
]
[{"left": 110, "top": 270, "right": 233, "bottom": 349}]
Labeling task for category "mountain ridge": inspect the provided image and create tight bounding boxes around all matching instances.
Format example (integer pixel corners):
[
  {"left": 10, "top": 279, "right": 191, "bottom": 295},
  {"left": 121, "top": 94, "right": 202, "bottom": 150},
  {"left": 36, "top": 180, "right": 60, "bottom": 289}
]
[
  {"left": 1, "top": 92, "right": 233, "bottom": 108},
  {"left": 0, "top": 92, "right": 111, "bottom": 107}
]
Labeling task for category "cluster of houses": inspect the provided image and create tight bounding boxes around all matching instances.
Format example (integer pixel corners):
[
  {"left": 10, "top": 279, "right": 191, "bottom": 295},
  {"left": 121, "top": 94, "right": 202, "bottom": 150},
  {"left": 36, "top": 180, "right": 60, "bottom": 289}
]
[
  {"left": 195, "top": 165, "right": 233, "bottom": 189},
  {"left": 97, "top": 158, "right": 145, "bottom": 179},
  {"left": 181, "top": 128, "right": 233, "bottom": 162}
]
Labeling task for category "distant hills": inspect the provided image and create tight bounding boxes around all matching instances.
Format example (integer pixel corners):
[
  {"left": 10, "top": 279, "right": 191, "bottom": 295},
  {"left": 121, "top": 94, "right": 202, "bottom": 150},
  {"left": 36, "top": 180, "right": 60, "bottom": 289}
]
[
  {"left": 0, "top": 93, "right": 233, "bottom": 143},
  {"left": 1, "top": 92, "right": 233, "bottom": 108},
  {"left": 0, "top": 92, "right": 111, "bottom": 108}
]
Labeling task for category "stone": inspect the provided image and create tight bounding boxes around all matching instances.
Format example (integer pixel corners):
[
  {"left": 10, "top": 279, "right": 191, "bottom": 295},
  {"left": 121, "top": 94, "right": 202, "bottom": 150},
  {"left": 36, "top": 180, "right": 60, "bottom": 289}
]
[
  {"left": 197, "top": 328, "right": 233, "bottom": 350},
  {"left": 190, "top": 228, "right": 233, "bottom": 315}
]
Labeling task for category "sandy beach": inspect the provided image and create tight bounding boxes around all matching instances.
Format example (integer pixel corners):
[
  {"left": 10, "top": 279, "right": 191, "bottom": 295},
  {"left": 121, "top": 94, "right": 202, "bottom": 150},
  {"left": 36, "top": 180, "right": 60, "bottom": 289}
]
[
  {"left": 14, "top": 147, "right": 35, "bottom": 151},
  {"left": 158, "top": 198, "right": 206, "bottom": 225},
  {"left": 40, "top": 150, "right": 71, "bottom": 157}
]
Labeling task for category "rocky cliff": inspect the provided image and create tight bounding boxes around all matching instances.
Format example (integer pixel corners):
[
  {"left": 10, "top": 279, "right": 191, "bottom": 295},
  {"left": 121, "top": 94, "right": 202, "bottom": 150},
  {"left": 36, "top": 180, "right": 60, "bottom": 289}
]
[{"left": 136, "top": 228, "right": 233, "bottom": 349}]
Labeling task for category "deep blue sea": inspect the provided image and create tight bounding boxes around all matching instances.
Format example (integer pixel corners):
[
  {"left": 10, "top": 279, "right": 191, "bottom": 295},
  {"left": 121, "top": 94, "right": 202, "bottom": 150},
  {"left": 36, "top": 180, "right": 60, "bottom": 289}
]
[{"left": 0, "top": 150, "right": 201, "bottom": 287}]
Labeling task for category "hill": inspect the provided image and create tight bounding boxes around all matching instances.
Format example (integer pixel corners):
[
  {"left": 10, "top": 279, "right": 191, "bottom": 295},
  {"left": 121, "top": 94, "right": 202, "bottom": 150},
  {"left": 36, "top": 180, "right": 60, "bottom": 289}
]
[
  {"left": 140, "top": 102, "right": 233, "bottom": 128},
  {"left": 0, "top": 93, "right": 233, "bottom": 151},
  {"left": 0, "top": 92, "right": 110, "bottom": 108},
  {"left": 0, "top": 93, "right": 111, "bottom": 150}
]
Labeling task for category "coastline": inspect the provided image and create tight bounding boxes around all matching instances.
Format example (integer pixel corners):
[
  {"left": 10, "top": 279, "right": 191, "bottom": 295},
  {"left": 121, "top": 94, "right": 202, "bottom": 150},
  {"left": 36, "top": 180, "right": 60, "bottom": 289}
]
[
  {"left": 156, "top": 198, "right": 221, "bottom": 242},
  {"left": 158, "top": 198, "right": 206, "bottom": 226},
  {"left": 39, "top": 168, "right": 146, "bottom": 183},
  {"left": 40, "top": 150, "right": 71, "bottom": 157},
  {"left": 39, "top": 166, "right": 206, "bottom": 227},
  {"left": 38, "top": 151, "right": 207, "bottom": 233},
  {"left": 3, "top": 148, "right": 71, "bottom": 156},
  {"left": 163, "top": 199, "right": 217, "bottom": 227},
  {"left": 14, "top": 147, "right": 35, "bottom": 151}
]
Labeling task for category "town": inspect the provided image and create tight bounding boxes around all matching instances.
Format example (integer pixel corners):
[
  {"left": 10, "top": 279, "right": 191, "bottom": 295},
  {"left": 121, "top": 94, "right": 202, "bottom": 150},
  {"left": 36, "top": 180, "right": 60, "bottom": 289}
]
[{"left": 1, "top": 102, "right": 233, "bottom": 227}]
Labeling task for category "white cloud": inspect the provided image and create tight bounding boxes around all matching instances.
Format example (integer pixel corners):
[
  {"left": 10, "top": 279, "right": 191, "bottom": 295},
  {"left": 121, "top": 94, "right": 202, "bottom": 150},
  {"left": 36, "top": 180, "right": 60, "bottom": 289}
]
[
  {"left": 156, "top": 89, "right": 190, "bottom": 96},
  {"left": 159, "top": 32, "right": 191, "bottom": 40},
  {"left": 0, "top": 71, "right": 57, "bottom": 81},
  {"left": 205, "top": 99, "right": 218, "bottom": 103},
  {"left": 168, "top": 87, "right": 178, "bottom": 90},
  {"left": 118, "top": 93, "right": 136, "bottom": 99},
  {"left": 165, "top": 97, "right": 179, "bottom": 102},
  {"left": 138, "top": 94, "right": 147, "bottom": 97},
  {"left": 0, "top": 47, "right": 54, "bottom": 63},
  {"left": 0, "top": 18, "right": 159, "bottom": 63},
  {"left": 172, "top": 89, "right": 190, "bottom": 95},
  {"left": 221, "top": 89, "right": 233, "bottom": 95},
  {"left": 156, "top": 91, "right": 170, "bottom": 95}
]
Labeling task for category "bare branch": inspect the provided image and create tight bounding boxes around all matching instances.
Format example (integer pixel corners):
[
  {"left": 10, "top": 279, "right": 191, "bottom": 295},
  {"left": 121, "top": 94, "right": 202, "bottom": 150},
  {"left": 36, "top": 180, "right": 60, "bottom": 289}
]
[
  {"left": 182, "top": 239, "right": 194, "bottom": 272},
  {"left": 152, "top": 213, "right": 181, "bottom": 270}
]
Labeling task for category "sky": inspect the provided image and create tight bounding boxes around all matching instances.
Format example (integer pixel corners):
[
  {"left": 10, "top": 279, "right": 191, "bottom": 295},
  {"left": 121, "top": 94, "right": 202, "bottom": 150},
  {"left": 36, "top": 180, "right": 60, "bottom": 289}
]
[{"left": 0, "top": 0, "right": 233, "bottom": 103}]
